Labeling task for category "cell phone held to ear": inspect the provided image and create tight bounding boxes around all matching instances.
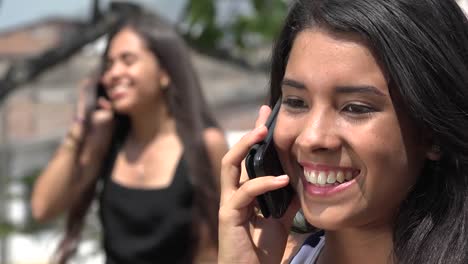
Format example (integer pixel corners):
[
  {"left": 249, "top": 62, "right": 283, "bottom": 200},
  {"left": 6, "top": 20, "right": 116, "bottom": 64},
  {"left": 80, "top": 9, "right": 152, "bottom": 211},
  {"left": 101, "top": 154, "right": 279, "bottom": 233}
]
[{"left": 245, "top": 98, "right": 294, "bottom": 218}]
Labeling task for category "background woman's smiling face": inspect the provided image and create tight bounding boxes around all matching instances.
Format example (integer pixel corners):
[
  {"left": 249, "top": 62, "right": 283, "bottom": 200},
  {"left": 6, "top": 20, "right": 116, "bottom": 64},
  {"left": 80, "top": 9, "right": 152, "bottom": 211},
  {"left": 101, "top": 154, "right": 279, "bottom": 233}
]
[
  {"left": 274, "top": 29, "right": 429, "bottom": 230},
  {"left": 101, "top": 27, "right": 168, "bottom": 115}
]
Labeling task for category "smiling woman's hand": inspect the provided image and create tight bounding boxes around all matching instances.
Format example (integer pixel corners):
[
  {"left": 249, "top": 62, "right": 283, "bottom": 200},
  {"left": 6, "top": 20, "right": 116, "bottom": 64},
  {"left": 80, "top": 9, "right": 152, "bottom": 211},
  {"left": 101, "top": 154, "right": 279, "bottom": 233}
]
[{"left": 218, "top": 105, "right": 300, "bottom": 264}]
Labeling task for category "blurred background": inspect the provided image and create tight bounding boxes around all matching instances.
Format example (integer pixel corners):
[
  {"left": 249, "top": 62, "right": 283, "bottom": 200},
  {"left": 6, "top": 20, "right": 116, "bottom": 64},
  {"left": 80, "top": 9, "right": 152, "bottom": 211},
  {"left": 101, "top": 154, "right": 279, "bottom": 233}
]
[
  {"left": 0, "top": 0, "right": 287, "bottom": 263},
  {"left": 0, "top": 1, "right": 467, "bottom": 263}
]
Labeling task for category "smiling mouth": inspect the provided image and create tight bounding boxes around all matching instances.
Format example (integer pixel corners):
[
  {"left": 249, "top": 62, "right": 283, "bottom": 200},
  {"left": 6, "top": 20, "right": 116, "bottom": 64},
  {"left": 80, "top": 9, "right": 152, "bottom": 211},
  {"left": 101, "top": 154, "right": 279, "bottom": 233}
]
[
  {"left": 107, "top": 83, "right": 131, "bottom": 99},
  {"left": 303, "top": 168, "right": 360, "bottom": 186}
]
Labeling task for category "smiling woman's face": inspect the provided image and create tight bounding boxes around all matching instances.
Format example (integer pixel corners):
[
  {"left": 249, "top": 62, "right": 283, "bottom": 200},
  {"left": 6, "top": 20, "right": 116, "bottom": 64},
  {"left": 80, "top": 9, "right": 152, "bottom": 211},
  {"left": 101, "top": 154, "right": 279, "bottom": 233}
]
[
  {"left": 100, "top": 27, "right": 169, "bottom": 115},
  {"left": 274, "top": 29, "right": 430, "bottom": 230}
]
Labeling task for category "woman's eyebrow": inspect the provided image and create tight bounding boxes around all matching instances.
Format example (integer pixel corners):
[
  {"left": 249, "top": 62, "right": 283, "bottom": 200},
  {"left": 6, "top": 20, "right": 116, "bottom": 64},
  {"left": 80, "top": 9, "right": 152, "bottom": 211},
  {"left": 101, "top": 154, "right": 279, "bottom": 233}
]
[
  {"left": 281, "top": 78, "right": 306, "bottom": 89},
  {"left": 282, "top": 78, "right": 386, "bottom": 97},
  {"left": 120, "top": 51, "right": 137, "bottom": 59},
  {"left": 335, "top": 85, "right": 386, "bottom": 97}
]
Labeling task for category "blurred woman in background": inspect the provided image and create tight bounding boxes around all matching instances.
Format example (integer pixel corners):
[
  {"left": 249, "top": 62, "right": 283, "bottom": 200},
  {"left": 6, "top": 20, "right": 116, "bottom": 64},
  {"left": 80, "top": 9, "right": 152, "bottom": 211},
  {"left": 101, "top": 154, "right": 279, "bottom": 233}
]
[{"left": 31, "top": 11, "right": 227, "bottom": 264}]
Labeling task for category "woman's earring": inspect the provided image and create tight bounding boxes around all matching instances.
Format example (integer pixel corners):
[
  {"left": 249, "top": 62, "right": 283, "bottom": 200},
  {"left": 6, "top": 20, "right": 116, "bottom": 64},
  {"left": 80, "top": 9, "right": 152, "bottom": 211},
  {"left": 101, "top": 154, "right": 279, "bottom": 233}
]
[
  {"left": 160, "top": 77, "right": 170, "bottom": 90},
  {"left": 427, "top": 144, "right": 441, "bottom": 161}
]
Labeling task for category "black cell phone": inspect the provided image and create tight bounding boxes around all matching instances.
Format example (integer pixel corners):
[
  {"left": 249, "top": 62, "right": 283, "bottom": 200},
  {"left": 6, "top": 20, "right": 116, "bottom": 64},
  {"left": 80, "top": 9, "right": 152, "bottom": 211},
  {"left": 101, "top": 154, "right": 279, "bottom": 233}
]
[{"left": 245, "top": 98, "right": 294, "bottom": 218}]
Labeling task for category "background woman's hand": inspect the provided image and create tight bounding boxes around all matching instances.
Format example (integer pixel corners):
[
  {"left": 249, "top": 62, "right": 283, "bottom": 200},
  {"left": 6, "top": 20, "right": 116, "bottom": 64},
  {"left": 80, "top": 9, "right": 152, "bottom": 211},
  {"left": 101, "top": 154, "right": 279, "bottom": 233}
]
[
  {"left": 31, "top": 79, "right": 116, "bottom": 221},
  {"left": 83, "top": 97, "right": 114, "bottom": 156},
  {"left": 218, "top": 105, "right": 301, "bottom": 264},
  {"left": 71, "top": 79, "right": 114, "bottom": 162}
]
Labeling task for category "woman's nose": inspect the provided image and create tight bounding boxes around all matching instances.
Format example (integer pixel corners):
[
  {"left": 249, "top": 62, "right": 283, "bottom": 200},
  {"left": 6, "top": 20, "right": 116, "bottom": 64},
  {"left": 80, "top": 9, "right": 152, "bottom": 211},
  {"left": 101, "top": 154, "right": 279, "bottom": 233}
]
[
  {"left": 107, "top": 62, "right": 125, "bottom": 82},
  {"left": 296, "top": 109, "right": 342, "bottom": 153}
]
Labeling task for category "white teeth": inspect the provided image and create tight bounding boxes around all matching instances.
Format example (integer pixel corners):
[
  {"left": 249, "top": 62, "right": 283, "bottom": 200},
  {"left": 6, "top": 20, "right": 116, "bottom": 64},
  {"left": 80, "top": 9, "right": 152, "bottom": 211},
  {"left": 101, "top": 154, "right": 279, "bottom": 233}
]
[
  {"left": 304, "top": 170, "right": 310, "bottom": 181},
  {"left": 336, "top": 171, "right": 345, "bottom": 183},
  {"left": 326, "top": 171, "right": 336, "bottom": 184},
  {"left": 317, "top": 172, "right": 327, "bottom": 185},
  {"left": 304, "top": 169, "right": 355, "bottom": 185},
  {"left": 304, "top": 170, "right": 317, "bottom": 184},
  {"left": 112, "top": 84, "right": 129, "bottom": 93},
  {"left": 345, "top": 171, "right": 353, "bottom": 181},
  {"left": 310, "top": 171, "right": 317, "bottom": 184}
]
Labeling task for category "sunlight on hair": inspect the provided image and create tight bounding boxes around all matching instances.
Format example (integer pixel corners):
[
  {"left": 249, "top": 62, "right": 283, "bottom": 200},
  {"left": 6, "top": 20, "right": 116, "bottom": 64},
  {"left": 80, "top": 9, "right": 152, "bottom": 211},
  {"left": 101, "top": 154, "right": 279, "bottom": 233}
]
[{"left": 457, "top": 0, "right": 468, "bottom": 15}]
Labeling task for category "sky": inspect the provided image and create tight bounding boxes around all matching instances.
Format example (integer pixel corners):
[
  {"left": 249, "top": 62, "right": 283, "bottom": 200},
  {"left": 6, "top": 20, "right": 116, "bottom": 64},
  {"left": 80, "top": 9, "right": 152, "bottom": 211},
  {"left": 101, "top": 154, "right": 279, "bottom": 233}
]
[{"left": 0, "top": 0, "right": 185, "bottom": 32}]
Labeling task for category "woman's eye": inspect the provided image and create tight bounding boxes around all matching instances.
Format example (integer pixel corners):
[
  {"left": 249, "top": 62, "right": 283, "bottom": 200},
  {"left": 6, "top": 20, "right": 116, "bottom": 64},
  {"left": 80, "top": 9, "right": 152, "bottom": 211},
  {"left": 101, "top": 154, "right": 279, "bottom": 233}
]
[
  {"left": 283, "top": 98, "right": 308, "bottom": 109},
  {"left": 342, "top": 104, "right": 375, "bottom": 115},
  {"left": 123, "top": 58, "right": 136, "bottom": 66},
  {"left": 122, "top": 53, "right": 137, "bottom": 66},
  {"left": 104, "top": 60, "right": 113, "bottom": 72}
]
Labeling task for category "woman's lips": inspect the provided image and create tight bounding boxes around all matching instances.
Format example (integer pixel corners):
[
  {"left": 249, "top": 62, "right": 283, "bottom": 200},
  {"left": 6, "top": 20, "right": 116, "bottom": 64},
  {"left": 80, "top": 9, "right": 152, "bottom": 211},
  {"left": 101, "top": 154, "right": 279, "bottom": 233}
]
[
  {"left": 110, "top": 90, "right": 127, "bottom": 100},
  {"left": 108, "top": 84, "right": 129, "bottom": 100}
]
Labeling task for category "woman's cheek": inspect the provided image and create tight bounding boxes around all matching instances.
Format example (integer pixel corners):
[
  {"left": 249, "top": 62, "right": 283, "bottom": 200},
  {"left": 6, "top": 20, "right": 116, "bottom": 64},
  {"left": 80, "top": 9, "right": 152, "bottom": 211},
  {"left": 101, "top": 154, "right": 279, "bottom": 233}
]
[
  {"left": 274, "top": 117, "right": 298, "bottom": 153},
  {"left": 274, "top": 117, "right": 301, "bottom": 180}
]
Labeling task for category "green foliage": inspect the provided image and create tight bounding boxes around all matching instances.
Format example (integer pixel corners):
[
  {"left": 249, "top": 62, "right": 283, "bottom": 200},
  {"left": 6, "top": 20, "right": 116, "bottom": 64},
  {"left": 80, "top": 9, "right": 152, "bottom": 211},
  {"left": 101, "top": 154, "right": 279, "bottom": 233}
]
[
  {"left": 185, "top": 0, "right": 223, "bottom": 49},
  {"left": 183, "top": 0, "right": 288, "bottom": 51},
  {"left": 0, "top": 221, "right": 14, "bottom": 237},
  {"left": 232, "top": 0, "right": 287, "bottom": 49},
  {"left": 0, "top": 168, "right": 54, "bottom": 237}
]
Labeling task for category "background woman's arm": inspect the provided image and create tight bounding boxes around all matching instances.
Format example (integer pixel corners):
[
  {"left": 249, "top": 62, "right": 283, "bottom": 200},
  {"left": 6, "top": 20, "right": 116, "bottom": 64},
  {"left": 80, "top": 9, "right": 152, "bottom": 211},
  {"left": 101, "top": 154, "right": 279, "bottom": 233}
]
[
  {"left": 30, "top": 96, "right": 114, "bottom": 222},
  {"left": 193, "top": 127, "right": 228, "bottom": 263},
  {"left": 203, "top": 127, "right": 229, "bottom": 186}
]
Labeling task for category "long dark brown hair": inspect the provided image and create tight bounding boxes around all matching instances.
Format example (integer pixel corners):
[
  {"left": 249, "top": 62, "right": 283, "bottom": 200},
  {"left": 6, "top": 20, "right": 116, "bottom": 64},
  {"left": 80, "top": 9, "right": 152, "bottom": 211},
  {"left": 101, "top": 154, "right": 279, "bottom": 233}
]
[
  {"left": 54, "top": 11, "right": 220, "bottom": 263},
  {"left": 269, "top": 0, "right": 468, "bottom": 263}
]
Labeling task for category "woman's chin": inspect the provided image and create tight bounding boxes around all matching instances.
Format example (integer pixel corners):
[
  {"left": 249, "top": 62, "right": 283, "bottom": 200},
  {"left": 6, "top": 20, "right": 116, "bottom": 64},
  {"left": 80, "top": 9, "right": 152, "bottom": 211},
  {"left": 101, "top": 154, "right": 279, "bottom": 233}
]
[
  {"left": 304, "top": 219, "right": 345, "bottom": 231},
  {"left": 111, "top": 101, "right": 134, "bottom": 115},
  {"left": 301, "top": 206, "right": 353, "bottom": 231}
]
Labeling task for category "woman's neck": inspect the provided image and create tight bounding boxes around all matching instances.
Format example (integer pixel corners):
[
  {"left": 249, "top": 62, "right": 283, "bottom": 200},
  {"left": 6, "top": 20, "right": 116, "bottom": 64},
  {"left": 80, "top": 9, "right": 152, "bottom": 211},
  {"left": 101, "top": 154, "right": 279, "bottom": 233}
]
[
  {"left": 127, "top": 100, "right": 177, "bottom": 144},
  {"left": 319, "top": 224, "right": 395, "bottom": 264}
]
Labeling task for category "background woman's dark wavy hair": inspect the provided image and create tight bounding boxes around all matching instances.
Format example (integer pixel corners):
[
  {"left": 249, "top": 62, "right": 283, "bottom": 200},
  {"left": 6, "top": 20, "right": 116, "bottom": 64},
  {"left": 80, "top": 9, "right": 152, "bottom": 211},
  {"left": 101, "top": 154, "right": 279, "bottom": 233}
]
[
  {"left": 269, "top": 0, "right": 468, "bottom": 263},
  {"left": 54, "top": 11, "right": 220, "bottom": 263}
]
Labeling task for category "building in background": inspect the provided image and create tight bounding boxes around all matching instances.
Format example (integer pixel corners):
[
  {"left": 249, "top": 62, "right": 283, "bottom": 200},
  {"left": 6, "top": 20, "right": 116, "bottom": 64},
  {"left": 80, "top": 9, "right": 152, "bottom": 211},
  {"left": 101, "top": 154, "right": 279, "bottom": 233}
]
[{"left": 0, "top": 4, "right": 266, "bottom": 263}]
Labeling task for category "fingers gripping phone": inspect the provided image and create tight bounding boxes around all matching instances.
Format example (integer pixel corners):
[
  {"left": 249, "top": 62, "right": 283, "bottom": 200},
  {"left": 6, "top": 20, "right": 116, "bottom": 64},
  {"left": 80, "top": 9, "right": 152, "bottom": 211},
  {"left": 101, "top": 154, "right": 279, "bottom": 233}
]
[{"left": 245, "top": 98, "right": 294, "bottom": 218}]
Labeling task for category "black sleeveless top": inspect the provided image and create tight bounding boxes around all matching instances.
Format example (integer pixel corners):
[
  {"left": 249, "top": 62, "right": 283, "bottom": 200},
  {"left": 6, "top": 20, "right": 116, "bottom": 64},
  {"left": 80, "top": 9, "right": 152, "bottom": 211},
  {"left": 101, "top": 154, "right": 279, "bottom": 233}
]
[{"left": 99, "top": 155, "right": 194, "bottom": 264}]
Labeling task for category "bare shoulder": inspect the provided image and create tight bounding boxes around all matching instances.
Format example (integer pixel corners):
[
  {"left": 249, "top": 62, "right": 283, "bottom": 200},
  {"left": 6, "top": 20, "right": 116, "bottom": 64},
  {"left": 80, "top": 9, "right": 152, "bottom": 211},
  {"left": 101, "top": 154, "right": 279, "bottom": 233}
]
[
  {"left": 203, "top": 127, "right": 228, "bottom": 152},
  {"left": 203, "top": 127, "right": 228, "bottom": 177}
]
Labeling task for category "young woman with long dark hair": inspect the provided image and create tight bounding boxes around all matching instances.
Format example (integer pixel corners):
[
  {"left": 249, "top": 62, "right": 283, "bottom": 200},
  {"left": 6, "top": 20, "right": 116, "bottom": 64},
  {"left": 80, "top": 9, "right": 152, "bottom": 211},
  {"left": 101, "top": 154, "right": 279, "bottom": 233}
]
[
  {"left": 31, "top": 11, "right": 227, "bottom": 264},
  {"left": 219, "top": 0, "right": 468, "bottom": 263}
]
